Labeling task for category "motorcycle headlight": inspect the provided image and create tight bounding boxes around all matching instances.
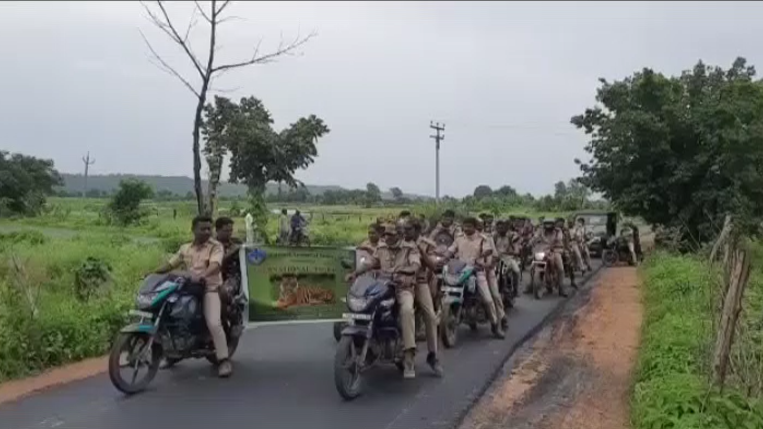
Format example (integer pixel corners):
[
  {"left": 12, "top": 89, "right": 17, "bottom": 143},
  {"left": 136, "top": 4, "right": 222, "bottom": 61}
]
[
  {"left": 347, "top": 296, "right": 369, "bottom": 312},
  {"left": 135, "top": 293, "right": 156, "bottom": 309},
  {"left": 534, "top": 252, "right": 546, "bottom": 260}
]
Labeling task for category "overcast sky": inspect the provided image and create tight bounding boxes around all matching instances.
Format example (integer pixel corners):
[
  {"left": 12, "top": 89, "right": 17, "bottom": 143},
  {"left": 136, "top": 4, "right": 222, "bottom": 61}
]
[{"left": 0, "top": 1, "right": 759, "bottom": 197}]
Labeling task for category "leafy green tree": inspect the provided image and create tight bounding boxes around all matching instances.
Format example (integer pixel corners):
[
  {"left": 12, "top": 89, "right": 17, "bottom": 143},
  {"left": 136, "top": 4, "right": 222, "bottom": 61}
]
[
  {"left": 0, "top": 151, "right": 63, "bottom": 216},
  {"left": 208, "top": 96, "right": 330, "bottom": 226},
  {"left": 107, "top": 179, "right": 154, "bottom": 226},
  {"left": 365, "top": 182, "right": 382, "bottom": 206},
  {"left": 390, "top": 187, "right": 404, "bottom": 201},
  {"left": 572, "top": 57, "right": 763, "bottom": 242},
  {"left": 473, "top": 185, "right": 493, "bottom": 199}
]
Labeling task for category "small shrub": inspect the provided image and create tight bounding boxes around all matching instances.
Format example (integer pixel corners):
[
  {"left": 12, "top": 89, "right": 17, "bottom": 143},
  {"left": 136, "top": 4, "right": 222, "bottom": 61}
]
[{"left": 73, "top": 257, "right": 113, "bottom": 302}]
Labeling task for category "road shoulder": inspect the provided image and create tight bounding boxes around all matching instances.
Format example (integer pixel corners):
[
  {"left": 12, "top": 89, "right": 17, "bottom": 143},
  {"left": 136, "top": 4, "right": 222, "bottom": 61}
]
[{"left": 459, "top": 266, "right": 643, "bottom": 429}]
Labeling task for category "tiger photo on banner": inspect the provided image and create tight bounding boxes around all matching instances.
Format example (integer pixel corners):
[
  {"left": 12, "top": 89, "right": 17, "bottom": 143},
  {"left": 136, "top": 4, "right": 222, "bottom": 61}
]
[{"left": 244, "top": 246, "right": 356, "bottom": 322}]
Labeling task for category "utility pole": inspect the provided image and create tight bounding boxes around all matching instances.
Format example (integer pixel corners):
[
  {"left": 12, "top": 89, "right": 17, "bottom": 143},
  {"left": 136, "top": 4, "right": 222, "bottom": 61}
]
[
  {"left": 429, "top": 121, "right": 445, "bottom": 205},
  {"left": 81, "top": 152, "right": 95, "bottom": 198}
]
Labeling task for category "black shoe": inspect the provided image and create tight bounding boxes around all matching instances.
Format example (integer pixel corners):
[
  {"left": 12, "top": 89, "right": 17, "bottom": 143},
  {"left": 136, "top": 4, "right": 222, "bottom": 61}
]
[
  {"left": 491, "top": 323, "right": 506, "bottom": 339},
  {"left": 559, "top": 289, "right": 569, "bottom": 298},
  {"left": 426, "top": 352, "right": 444, "bottom": 377},
  {"left": 500, "top": 316, "right": 509, "bottom": 330}
]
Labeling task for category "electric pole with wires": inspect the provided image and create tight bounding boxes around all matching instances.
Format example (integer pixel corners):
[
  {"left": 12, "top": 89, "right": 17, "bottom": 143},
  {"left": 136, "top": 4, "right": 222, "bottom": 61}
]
[
  {"left": 81, "top": 151, "right": 95, "bottom": 198},
  {"left": 429, "top": 121, "right": 445, "bottom": 205}
]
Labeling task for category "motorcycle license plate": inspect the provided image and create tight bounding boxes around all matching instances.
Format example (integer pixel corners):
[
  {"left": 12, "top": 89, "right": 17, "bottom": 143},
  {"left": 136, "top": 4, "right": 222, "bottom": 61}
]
[
  {"left": 129, "top": 309, "right": 153, "bottom": 319},
  {"left": 342, "top": 313, "right": 372, "bottom": 321}
]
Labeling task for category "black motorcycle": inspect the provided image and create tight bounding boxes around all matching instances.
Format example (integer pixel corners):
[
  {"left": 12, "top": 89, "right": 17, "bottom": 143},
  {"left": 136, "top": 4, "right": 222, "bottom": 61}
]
[
  {"left": 333, "top": 274, "right": 402, "bottom": 400},
  {"left": 602, "top": 237, "right": 641, "bottom": 266},
  {"left": 497, "top": 256, "right": 519, "bottom": 309},
  {"left": 108, "top": 274, "right": 246, "bottom": 394}
]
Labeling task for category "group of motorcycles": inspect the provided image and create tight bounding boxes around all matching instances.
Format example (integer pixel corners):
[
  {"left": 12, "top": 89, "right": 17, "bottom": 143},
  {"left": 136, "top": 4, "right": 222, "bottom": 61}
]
[
  {"left": 332, "top": 236, "right": 535, "bottom": 400},
  {"left": 106, "top": 224, "right": 604, "bottom": 398}
]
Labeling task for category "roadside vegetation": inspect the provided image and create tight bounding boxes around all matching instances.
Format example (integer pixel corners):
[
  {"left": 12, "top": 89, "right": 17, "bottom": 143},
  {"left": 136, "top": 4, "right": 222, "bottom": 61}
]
[
  {"left": 634, "top": 250, "right": 763, "bottom": 429},
  {"left": 570, "top": 56, "right": 763, "bottom": 429}
]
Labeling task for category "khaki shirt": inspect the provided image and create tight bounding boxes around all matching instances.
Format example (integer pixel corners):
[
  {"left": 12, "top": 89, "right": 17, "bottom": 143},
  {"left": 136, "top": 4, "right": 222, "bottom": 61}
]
[
  {"left": 447, "top": 232, "right": 487, "bottom": 267},
  {"left": 168, "top": 239, "right": 224, "bottom": 291},
  {"left": 414, "top": 236, "right": 437, "bottom": 283},
  {"left": 536, "top": 228, "right": 565, "bottom": 250},
  {"left": 572, "top": 225, "right": 587, "bottom": 243},
  {"left": 429, "top": 222, "right": 461, "bottom": 241},
  {"left": 369, "top": 241, "right": 421, "bottom": 287},
  {"left": 357, "top": 239, "right": 380, "bottom": 267},
  {"left": 494, "top": 231, "right": 520, "bottom": 256},
  {"left": 482, "top": 232, "right": 497, "bottom": 266}
]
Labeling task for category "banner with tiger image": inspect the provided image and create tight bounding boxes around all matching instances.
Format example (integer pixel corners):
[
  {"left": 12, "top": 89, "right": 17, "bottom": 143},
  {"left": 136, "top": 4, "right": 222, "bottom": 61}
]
[{"left": 242, "top": 245, "right": 356, "bottom": 322}]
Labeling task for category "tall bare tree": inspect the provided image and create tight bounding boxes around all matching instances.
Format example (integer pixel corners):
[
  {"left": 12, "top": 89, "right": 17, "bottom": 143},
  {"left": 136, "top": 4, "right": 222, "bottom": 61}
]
[{"left": 139, "top": 1, "right": 315, "bottom": 215}]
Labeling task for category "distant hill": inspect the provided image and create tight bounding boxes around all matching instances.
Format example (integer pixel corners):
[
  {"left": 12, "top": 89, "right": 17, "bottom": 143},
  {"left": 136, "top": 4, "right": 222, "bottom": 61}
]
[{"left": 59, "top": 173, "right": 429, "bottom": 200}]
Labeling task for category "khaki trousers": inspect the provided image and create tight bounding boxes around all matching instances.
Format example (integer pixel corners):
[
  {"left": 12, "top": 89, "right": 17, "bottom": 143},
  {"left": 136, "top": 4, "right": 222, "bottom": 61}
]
[
  {"left": 475, "top": 272, "right": 498, "bottom": 325},
  {"left": 571, "top": 243, "right": 585, "bottom": 271},
  {"left": 397, "top": 289, "right": 417, "bottom": 351},
  {"left": 485, "top": 268, "right": 506, "bottom": 321},
  {"left": 415, "top": 282, "right": 438, "bottom": 355},
  {"left": 549, "top": 251, "right": 565, "bottom": 287},
  {"left": 204, "top": 291, "right": 229, "bottom": 361}
]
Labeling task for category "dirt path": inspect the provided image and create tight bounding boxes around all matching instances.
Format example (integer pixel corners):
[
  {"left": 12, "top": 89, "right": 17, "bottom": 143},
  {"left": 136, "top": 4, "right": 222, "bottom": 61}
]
[{"left": 460, "top": 266, "right": 643, "bottom": 429}]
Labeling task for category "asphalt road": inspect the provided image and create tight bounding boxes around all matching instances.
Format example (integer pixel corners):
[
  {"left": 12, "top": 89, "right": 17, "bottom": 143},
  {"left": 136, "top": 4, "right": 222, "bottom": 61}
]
[{"left": 0, "top": 261, "right": 601, "bottom": 429}]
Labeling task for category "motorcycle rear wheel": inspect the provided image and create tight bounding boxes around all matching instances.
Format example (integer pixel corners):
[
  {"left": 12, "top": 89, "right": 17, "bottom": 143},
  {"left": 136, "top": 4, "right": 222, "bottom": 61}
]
[
  {"left": 108, "top": 333, "right": 161, "bottom": 395},
  {"left": 334, "top": 336, "right": 364, "bottom": 400}
]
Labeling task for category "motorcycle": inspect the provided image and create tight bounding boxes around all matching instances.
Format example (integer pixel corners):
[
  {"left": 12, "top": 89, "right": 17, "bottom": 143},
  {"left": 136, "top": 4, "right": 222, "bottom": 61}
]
[
  {"left": 288, "top": 220, "right": 311, "bottom": 247},
  {"left": 497, "top": 255, "right": 519, "bottom": 309},
  {"left": 334, "top": 274, "right": 403, "bottom": 400},
  {"left": 602, "top": 237, "right": 639, "bottom": 266},
  {"left": 108, "top": 273, "right": 246, "bottom": 394},
  {"left": 439, "top": 259, "right": 490, "bottom": 348},
  {"left": 529, "top": 250, "right": 558, "bottom": 300}
]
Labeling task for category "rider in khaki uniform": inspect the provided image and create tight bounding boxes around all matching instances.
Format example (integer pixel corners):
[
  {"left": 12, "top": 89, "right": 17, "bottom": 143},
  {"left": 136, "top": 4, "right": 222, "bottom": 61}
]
[
  {"left": 442, "top": 217, "right": 505, "bottom": 339},
  {"left": 494, "top": 219, "right": 522, "bottom": 294},
  {"left": 532, "top": 220, "right": 568, "bottom": 297},
  {"left": 347, "top": 224, "right": 421, "bottom": 378},
  {"left": 476, "top": 218, "right": 507, "bottom": 329},
  {"left": 403, "top": 219, "right": 444, "bottom": 377},
  {"left": 557, "top": 217, "right": 578, "bottom": 290},
  {"left": 572, "top": 218, "right": 592, "bottom": 272},
  {"left": 155, "top": 215, "right": 231, "bottom": 377},
  {"left": 429, "top": 209, "right": 461, "bottom": 243}
]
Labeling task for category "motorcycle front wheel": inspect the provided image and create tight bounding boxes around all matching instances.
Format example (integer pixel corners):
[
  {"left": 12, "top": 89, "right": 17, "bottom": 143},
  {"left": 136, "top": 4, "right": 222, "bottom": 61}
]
[
  {"left": 333, "top": 321, "right": 347, "bottom": 342},
  {"left": 334, "top": 336, "right": 364, "bottom": 400},
  {"left": 108, "top": 333, "right": 161, "bottom": 395},
  {"left": 602, "top": 249, "right": 618, "bottom": 267},
  {"left": 440, "top": 304, "right": 459, "bottom": 348}
]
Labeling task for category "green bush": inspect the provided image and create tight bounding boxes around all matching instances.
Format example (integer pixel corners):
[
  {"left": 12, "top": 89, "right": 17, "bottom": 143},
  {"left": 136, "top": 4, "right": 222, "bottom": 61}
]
[
  {"left": 632, "top": 251, "right": 763, "bottom": 429},
  {"left": 0, "top": 235, "right": 164, "bottom": 381}
]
